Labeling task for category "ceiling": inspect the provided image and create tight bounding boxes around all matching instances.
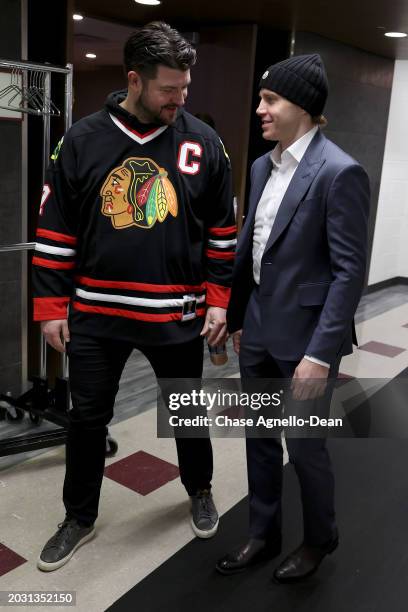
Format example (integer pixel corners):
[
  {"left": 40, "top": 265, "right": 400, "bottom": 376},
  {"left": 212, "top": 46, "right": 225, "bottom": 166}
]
[
  {"left": 74, "top": 0, "right": 408, "bottom": 66},
  {"left": 74, "top": 17, "right": 135, "bottom": 68}
]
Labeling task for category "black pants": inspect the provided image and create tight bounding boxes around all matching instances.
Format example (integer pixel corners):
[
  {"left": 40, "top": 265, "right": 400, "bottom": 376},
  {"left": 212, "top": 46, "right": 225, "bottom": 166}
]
[
  {"left": 63, "top": 333, "right": 212, "bottom": 526},
  {"left": 240, "top": 289, "right": 340, "bottom": 547}
]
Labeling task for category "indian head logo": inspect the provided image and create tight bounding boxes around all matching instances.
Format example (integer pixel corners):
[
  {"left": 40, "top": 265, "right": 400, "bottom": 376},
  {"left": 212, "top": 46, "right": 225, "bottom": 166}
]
[{"left": 100, "top": 157, "right": 178, "bottom": 230}]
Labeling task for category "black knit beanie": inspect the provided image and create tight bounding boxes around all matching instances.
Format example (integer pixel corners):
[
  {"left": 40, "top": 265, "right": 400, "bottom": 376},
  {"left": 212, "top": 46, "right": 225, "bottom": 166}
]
[{"left": 259, "top": 54, "right": 328, "bottom": 116}]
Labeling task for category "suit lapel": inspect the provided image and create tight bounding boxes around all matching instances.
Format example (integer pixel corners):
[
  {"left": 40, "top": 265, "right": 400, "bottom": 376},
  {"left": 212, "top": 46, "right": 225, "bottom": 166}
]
[
  {"left": 237, "top": 154, "right": 272, "bottom": 250},
  {"left": 246, "top": 155, "right": 273, "bottom": 228},
  {"left": 263, "top": 131, "right": 327, "bottom": 255}
]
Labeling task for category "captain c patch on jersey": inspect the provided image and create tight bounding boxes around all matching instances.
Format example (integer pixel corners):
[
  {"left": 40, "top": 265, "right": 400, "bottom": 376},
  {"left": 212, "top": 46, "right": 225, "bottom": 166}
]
[
  {"left": 177, "top": 142, "right": 202, "bottom": 175},
  {"left": 100, "top": 157, "right": 178, "bottom": 230}
]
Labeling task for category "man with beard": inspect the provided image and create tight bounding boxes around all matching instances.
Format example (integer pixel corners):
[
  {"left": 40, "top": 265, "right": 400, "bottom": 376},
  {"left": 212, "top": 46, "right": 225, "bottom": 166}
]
[{"left": 33, "top": 21, "right": 236, "bottom": 571}]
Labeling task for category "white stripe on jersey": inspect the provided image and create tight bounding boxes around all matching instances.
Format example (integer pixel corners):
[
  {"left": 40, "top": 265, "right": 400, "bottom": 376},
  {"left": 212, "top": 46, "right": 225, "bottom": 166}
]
[
  {"left": 208, "top": 238, "right": 237, "bottom": 248},
  {"left": 35, "top": 243, "right": 76, "bottom": 257},
  {"left": 76, "top": 288, "right": 206, "bottom": 308},
  {"left": 109, "top": 114, "right": 168, "bottom": 145}
]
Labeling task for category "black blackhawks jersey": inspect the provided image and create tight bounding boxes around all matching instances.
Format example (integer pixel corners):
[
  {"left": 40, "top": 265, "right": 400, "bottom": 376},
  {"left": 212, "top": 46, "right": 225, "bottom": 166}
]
[{"left": 32, "top": 91, "right": 236, "bottom": 346}]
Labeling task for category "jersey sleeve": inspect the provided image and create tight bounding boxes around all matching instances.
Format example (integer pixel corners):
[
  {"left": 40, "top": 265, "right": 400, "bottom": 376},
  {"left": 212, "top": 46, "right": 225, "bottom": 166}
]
[
  {"left": 32, "top": 133, "right": 79, "bottom": 321},
  {"left": 204, "top": 137, "right": 236, "bottom": 309}
]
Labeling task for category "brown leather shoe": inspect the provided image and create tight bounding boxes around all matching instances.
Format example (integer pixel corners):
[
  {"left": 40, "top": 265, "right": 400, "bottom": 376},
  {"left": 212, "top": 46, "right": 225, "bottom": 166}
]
[
  {"left": 216, "top": 538, "right": 281, "bottom": 575},
  {"left": 273, "top": 537, "right": 339, "bottom": 583}
]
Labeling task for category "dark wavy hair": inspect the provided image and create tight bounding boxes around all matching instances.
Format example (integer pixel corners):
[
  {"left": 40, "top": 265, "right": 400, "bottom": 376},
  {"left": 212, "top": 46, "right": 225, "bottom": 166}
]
[{"left": 124, "top": 21, "right": 196, "bottom": 79}]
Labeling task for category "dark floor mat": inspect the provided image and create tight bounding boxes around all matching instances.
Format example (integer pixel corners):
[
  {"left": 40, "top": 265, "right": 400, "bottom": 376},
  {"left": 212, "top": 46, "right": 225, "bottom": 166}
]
[{"left": 108, "top": 438, "right": 408, "bottom": 612}]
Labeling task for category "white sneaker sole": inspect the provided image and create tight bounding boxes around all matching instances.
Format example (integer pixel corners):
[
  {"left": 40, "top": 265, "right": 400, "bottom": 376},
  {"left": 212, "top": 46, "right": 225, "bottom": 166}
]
[
  {"left": 190, "top": 517, "right": 219, "bottom": 539},
  {"left": 37, "top": 527, "right": 96, "bottom": 572}
]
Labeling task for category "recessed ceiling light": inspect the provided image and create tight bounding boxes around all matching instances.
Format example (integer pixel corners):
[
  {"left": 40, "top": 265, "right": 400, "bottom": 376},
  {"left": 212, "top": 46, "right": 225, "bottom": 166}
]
[
  {"left": 73, "top": 14, "right": 84, "bottom": 21},
  {"left": 384, "top": 31, "right": 407, "bottom": 38},
  {"left": 85, "top": 53, "right": 97, "bottom": 59},
  {"left": 134, "top": 0, "right": 161, "bottom": 5}
]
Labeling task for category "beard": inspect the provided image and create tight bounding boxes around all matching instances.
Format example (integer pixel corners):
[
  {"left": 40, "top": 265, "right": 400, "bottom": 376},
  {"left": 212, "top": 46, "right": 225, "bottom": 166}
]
[{"left": 135, "top": 91, "right": 179, "bottom": 126}]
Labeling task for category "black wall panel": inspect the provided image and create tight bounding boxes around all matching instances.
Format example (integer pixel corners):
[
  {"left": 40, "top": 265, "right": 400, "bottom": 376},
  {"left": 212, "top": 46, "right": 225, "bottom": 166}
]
[
  {"left": 294, "top": 32, "right": 394, "bottom": 284},
  {"left": 0, "top": 0, "right": 22, "bottom": 395}
]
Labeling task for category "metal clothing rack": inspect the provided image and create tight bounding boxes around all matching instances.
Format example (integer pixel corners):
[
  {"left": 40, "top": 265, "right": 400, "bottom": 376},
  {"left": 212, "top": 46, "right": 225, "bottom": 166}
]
[{"left": 0, "top": 59, "right": 117, "bottom": 458}]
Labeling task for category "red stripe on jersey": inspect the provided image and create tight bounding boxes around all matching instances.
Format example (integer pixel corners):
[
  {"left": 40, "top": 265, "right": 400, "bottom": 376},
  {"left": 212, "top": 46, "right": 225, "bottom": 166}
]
[
  {"left": 117, "top": 118, "right": 164, "bottom": 139},
  {"left": 32, "top": 257, "right": 75, "bottom": 270},
  {"left": 208, "top": 226, "right": 237, "bottom": 236},
  {"left": 73, "top": 301, "right": 206, "bottom": 322},
  {"left": 206, "top": 282, "right": 231, "bottom": 309},
  {"left": 33, "top": 297, "right": 70, "bottom": 320},
  {"left": 75, "top": 275, "right": 206, "bottom": 294},
  {"left": 36, "top": 228, "right": 77, "bottom": 246},
  {"left": 205, "top": 249, "right": 235, "bottom": 261}
]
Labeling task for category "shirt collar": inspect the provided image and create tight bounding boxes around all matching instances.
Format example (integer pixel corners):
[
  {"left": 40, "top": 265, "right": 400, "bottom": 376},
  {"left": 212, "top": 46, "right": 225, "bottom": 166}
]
[{"left": 270, "top": 125, "right": 319, "bottom": 168}]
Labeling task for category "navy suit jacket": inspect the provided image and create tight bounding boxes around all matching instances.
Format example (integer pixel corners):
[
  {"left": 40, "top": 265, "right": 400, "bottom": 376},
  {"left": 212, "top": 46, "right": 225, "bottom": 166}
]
[{"left": 227, "top": 130, "right": 371, "bottom": 364}]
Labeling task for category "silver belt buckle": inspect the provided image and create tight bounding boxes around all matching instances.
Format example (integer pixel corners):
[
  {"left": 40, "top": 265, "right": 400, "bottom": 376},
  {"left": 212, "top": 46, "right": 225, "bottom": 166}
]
[{"left": 181, "top": 294, "right": 197, "bottom": 322}]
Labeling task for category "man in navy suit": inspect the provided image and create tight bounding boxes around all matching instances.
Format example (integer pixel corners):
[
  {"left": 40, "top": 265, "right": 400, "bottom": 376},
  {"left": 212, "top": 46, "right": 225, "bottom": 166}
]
[{"left": 216, "top": 54, "right": 370, "bottom": 582}]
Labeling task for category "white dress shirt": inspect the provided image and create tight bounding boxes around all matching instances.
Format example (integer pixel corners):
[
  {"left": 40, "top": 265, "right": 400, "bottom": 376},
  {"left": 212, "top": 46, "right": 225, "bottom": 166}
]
[{"left": 252, "top": 125, "right": 330, "bottom": 368}]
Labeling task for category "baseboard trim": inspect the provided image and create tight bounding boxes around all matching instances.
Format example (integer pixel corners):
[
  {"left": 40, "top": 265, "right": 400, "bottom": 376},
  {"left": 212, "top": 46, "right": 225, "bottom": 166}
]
[{"left": 366, "top": 277, "right": 408, "bottom": 294}]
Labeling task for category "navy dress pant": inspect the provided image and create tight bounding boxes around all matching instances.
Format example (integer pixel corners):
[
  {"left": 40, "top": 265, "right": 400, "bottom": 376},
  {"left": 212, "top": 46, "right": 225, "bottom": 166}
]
[{"left": 240, "top": 288, "right": 340, "bottom": 547}]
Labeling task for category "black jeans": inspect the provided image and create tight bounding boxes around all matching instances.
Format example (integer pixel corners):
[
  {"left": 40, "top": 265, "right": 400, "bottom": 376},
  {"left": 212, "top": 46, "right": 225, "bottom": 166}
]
[{"left": 63, "top": 333, "right": 212, "bottom": 526}]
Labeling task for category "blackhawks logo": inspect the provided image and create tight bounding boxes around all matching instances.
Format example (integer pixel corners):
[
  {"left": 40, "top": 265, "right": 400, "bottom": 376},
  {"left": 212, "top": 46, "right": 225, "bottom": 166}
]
[{"left": 100, "top": 157, "right": 178, "bottom": 229}]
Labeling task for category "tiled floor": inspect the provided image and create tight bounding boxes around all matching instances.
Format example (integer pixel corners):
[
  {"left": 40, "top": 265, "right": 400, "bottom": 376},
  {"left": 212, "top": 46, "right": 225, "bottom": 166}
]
[
  {"left": 0, "top": 409, "right": 247, "bottom": 608},
  {"left": 104, "top": 450, "right": 180, "bottom": 495},
  {"left": 358, "top": 340, "right": 406, "bottom": 358},
  {"left": 0, "top": 285, "right": 408, "bottom": 610},
  {"left": 0, "top": 543, "right": 26, "bottom": 576}
]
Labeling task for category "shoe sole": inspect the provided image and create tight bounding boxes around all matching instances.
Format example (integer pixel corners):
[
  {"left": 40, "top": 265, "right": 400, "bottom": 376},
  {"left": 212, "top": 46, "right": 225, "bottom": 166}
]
[
  {"left": 37, "top": 527, "right": 96, "bottom": 572},
  {"left": 190, "top": 516, "right": 219, "bottom": 539},
  {"left": 273, "top": 540, "right": 339, "bottom": 584}
]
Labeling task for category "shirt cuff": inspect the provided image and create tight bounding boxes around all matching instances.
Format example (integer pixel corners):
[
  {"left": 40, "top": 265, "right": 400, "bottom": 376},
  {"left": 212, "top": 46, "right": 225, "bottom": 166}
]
[
  {"left": 304, "top": 355, "right": 330, "bottom": 369},
  {"left": 206, "top": 282, "right": 231, "bottom": 309},
  {"left": 33, "top": 297, "right": 69, "bottom": 321}
]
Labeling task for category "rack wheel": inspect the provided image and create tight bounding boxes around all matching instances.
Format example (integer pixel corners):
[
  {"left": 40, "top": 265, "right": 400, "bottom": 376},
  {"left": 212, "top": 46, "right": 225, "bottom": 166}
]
[
  {"left": 105, "top": 435, "right": 118, "bottom": 457},
  {"left": 4, "top": 404, "right": 25, "bottom": 422},
  {"left": 29, "top": 411, "right": 43, "bottom": 426}
]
